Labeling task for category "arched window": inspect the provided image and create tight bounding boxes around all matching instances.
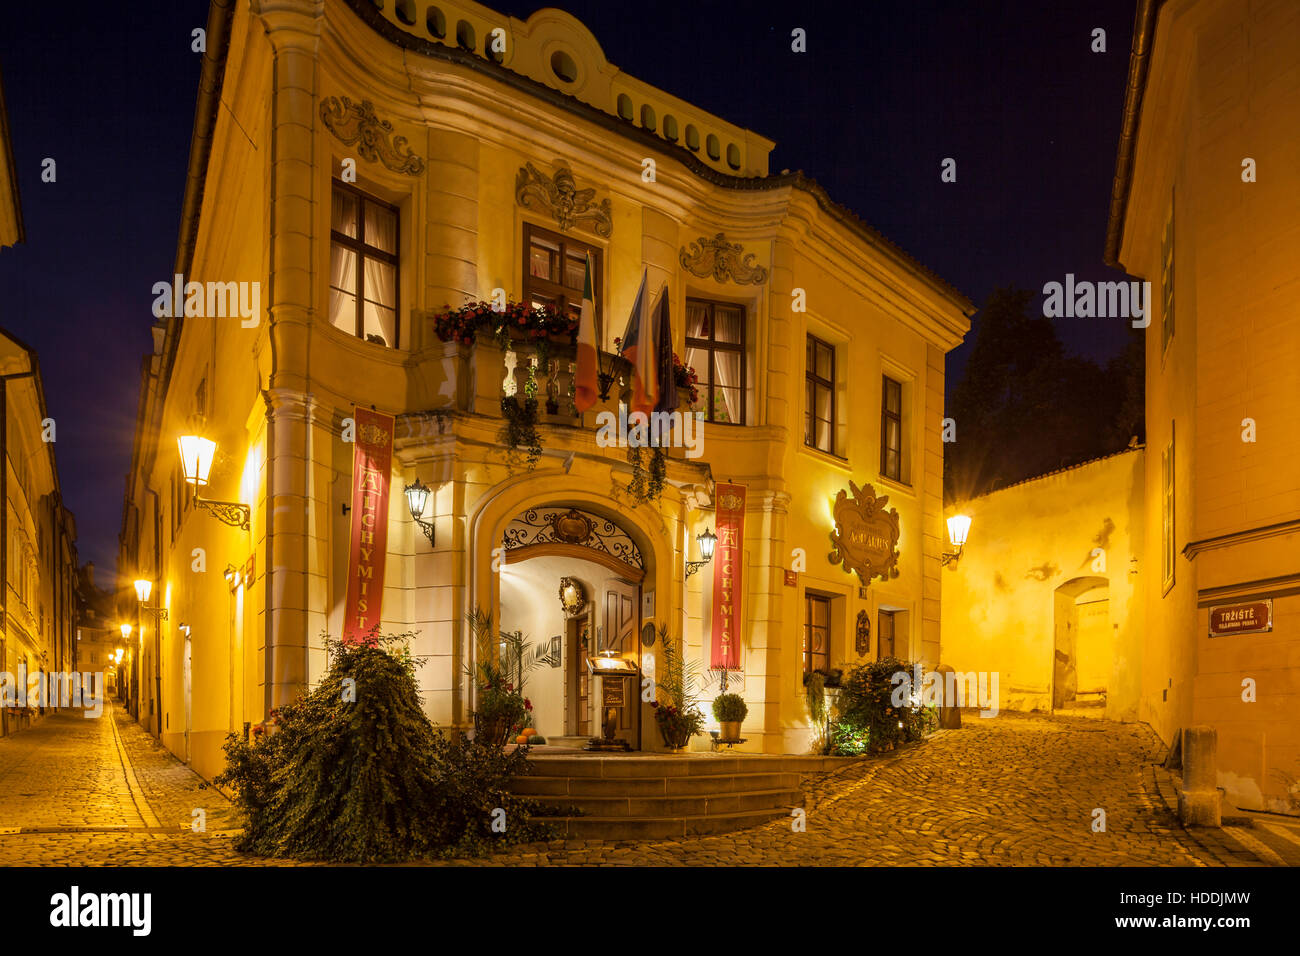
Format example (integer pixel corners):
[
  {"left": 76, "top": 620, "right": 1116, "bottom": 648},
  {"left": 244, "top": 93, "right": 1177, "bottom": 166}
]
[{"left": 426, "top": 7, "right": 446, "bottom": 39}]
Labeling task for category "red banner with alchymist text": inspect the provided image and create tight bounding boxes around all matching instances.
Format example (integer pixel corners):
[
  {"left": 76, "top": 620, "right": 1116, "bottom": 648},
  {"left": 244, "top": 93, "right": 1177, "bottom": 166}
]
[
  {"left": 343, "top": 407, "right": 395, "bottom": 644},
  {"left": 710, "top": 482, "right": 746, "bottom": 669}
]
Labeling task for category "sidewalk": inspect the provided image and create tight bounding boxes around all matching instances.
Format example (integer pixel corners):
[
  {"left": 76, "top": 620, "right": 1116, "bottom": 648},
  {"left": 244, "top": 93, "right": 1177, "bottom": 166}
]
[
  {"left": 0, "top": 701, "right": 284, "bottom": 866},
  {"left": 1146, "top": 762, "right": 1300, "bottom": 867}
]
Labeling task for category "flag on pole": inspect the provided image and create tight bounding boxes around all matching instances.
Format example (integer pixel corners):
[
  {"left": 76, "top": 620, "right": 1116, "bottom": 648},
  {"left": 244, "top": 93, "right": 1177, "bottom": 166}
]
[
  {"left": 653, "top": 286, "right": 678, "bottom": 414},
  {"left": 619, "top": 270, "right": 660, "bottom": 415},
  {"left": 574, "top": 253, "right": 599, "bottom": 412}
]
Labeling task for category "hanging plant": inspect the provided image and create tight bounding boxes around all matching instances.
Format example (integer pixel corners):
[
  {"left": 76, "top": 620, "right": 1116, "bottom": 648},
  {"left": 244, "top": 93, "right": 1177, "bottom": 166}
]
[
  {"left": 500, "top": 395, "right": 542, "bottom": 468},
  {"left": 671, "top": 352, "right": 700, "bottom": 406},
  {"left": 433, "top": 300, "right": 577, "bottom": 348},
  {"left": 626, "top": 444, "right": 667, "bottom": 504}
]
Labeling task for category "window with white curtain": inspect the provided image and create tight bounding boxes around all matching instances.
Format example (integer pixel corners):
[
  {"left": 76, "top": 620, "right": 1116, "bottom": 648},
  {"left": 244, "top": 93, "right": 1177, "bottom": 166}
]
[
  {"left": 329, "top": 181, "right": 399, "bottom": 348},
  {"left": 684, "top": 297, "right": 745, "bottom": 424}
]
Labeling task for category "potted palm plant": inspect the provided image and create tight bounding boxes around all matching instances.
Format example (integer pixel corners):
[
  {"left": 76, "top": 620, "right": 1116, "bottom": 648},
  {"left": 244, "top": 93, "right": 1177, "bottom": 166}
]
[
  {"left": 712, "top": 693, "right": 748, "bottom": 742},
  {"left": 651, "top": 625, "right": 705, "bottom": 751}
]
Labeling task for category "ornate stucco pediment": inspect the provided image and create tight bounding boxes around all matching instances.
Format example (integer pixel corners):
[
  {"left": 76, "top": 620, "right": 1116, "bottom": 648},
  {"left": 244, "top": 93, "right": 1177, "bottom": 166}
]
[
  {"left": 319, "top": 96, "right": 425, "bottom": 176},
  {"left": 515, "top": 160, "right": 613, "bottom": 237},
  {"left": 679, "top": 233, "right": 768, "bottom": 285}
]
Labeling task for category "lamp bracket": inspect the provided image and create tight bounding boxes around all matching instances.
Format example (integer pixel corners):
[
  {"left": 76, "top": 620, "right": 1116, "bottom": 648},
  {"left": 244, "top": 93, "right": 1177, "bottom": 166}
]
[
  {"left": 414, "top": 517, "right": 435, "bottom": 546},
  {"left": 685, "top": 560, "right": 709, "bottom": 579},
  {"left": 196, "top": 495, "right": 251, "bottom": 530}
]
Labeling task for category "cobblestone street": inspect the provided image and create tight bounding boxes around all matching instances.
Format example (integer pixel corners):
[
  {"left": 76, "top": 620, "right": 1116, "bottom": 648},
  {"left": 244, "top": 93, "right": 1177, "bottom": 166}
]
[{"left": 0, "top": 705, "right": 1296, "bottom": 867}]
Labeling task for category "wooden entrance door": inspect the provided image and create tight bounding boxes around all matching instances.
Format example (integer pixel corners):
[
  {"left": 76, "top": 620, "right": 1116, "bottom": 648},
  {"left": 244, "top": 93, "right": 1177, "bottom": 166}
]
[
  {"left": 570, "top": 616, "right": 591, "bottom": 736},
  {"left": 603, "top": 579, "right": 640, "bottom": 745}
]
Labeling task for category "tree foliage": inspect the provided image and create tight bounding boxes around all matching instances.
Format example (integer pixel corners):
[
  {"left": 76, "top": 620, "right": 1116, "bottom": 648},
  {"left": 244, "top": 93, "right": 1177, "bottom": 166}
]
[
  {"left": 945, "top": 286, "right": 1144, "bottom": 503},
  {"left": 215, "top": 630, "right": 552, "bottom": 862}
]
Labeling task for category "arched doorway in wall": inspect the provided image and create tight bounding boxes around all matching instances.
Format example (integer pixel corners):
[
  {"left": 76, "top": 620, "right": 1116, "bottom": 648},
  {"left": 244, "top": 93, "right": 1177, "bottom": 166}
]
[
  {"left": 498, "top": 506, "right": 645, "bottom": 749},
  {"left": 1052, "top": 576, "right": 1111, "bottom": 714}
]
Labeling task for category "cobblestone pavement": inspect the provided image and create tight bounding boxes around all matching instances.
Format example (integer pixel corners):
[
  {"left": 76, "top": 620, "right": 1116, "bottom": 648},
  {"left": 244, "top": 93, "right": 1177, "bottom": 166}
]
[
  {"left": 0, "top": 705, "right": 1295, "bottom": 866},
  {"left": 437, "top": 712, "right": 1300, "bottom": 867},
  {"left": 0, "top": 702, "right": 281, "bottom": 867}
]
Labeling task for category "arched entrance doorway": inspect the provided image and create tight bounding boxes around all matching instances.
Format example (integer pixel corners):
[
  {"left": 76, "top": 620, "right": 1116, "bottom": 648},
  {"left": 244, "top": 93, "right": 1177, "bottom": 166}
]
[
  {"left": 498, "top": 506, "right": 645, "bottom": 748},
  {"left": 1052, "top": 576, "right": 1110, "bottom": 713}
]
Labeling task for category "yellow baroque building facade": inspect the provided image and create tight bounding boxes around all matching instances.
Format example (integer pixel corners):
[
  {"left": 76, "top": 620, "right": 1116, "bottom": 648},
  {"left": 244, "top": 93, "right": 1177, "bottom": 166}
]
[
  {"left": 0, "top": 330, "right": 80, "bottom": 737},
  {"left": 1106, "top": 0, "right": 1300, "bottom": 814},
  {"left": 120, "top": 0, "right": 970, "bottom": 779}
]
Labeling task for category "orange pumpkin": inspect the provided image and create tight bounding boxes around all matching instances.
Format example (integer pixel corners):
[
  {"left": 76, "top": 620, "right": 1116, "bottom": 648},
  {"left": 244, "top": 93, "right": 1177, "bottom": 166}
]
[
  {"left": 522, "top": 728, "right": 538, "bottom": 737},
  {"left": 515, "top": 735, "right": 530, "bottom": 745}
]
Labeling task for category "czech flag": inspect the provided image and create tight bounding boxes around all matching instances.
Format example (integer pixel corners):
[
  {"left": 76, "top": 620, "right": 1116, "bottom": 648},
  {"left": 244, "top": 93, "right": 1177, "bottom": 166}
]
[{"left": 574, "top": 253, "right": 599, "bottom": 412}]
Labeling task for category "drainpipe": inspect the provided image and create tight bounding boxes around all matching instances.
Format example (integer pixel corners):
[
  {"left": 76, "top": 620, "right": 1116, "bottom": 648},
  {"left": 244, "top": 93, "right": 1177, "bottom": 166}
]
[
  {"left": 261, "top": 388, "right": 274, "bottom": 718},
  {"left": 150, "top": 488, "right": 163, "bottom": 738}
]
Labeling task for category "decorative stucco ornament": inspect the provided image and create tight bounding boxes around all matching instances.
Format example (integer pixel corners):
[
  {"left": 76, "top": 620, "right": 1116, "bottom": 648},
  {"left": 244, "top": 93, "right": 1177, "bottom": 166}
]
[
  {"left": 828, "top": 481, "right": 901, "bottom": 585},
  {"left": 679, "top": 233, "right": 768, "bottom": 285},
  {"left": 515, "top": 160, "right": 613, "bottom": 237},
  {"left": 319, "top": 96, "right": 425, "bottom": 175},
  {"left": 855, "top": 609, "right": 871, "bottom": 656}
]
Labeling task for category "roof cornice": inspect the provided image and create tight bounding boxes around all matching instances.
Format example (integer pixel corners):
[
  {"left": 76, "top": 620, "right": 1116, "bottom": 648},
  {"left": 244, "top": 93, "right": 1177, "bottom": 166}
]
[
  {"left": 340, "top": 0, "right": 973, "bottom": 315},
  {"left": 0, "top": 60, "right": 25, "bottom": 248},
  {"left": 1104, "top": 0, "right": 1167, "bottom": 268}
]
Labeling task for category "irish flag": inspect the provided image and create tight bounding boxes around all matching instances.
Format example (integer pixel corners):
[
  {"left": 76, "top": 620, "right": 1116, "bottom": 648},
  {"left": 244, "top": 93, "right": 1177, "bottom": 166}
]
[{"left": 574, "top": 253, "right": 599, "bottom": 412}]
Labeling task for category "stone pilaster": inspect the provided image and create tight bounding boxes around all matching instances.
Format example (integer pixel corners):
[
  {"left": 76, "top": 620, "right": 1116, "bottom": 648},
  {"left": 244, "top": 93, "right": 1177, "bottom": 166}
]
[{"left": 255, "top": 0, "right": 322, "bottom": 711}]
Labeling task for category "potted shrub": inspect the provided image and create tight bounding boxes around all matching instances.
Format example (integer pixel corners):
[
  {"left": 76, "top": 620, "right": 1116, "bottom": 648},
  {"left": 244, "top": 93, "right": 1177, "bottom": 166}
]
[{"left": 712, "top": 693, "right": 748, "bottom": 741}]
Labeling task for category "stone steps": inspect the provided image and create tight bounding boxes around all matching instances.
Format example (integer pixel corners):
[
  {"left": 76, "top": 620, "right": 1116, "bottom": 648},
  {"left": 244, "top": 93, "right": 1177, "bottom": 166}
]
[
  {"left": 509, "top": 752, "right": 856, "bottom": 839},
  {"left": 511, "top": 770, "right": 800, "bottom": 797},
  {"left": 536, "top": 807, "right": 796, "bottom": 840},
  {"left": 525, "top": 787, "right": 803, "bottom": 820}
]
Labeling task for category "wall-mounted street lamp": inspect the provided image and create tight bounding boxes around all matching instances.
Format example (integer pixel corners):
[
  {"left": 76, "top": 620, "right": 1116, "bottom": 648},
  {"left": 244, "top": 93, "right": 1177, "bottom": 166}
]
[
  {"left": 133, "top": 579, "right": 169, "bottom": 621},
  {"left": 119, "top": 623, "right": 133, "bottom": 641},
  {"left": 404, "top": 478, "right": 435, "bottom": 546},
  {"left": 177, "top": 433, "right": 251, "bottom": 530},
  {"left": 685, "top": 527, "right": 718, "bottom": 579},
  {"left": 941, "top": 514, "right": 972, "bottom": 569}
]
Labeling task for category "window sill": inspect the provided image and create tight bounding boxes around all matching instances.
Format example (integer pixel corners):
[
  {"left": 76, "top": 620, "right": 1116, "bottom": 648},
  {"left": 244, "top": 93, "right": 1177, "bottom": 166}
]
[
  {"left": 798, "top": 442, "right": 850, "bottom": 471},
  {"left": 321, "top": 321, "right": 408, "bottom": 361},
  {"left": 875, "top": 473, "right": 915, "bottom": 499}
]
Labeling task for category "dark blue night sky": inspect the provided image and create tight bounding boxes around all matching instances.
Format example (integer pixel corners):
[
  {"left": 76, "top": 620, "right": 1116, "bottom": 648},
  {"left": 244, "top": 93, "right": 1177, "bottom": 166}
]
[{"left": 0, "top": 0, "right": 1138, "bottom": 578}]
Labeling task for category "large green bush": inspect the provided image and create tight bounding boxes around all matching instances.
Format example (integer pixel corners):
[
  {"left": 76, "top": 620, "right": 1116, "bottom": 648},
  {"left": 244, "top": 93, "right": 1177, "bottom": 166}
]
[
  {"left": 828, "top": 657, "right": 936, "bottom": 756},
  {"left": 215, "top": 630, "right": 552, "bottom": 862}
]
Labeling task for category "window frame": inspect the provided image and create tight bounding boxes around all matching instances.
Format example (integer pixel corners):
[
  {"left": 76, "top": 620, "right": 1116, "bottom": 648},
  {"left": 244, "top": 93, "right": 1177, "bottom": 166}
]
[
  {"left": 329, "top": 179, "right": 401, "bottom": 348},
  {"left": 878, "top": 609, "right": 897, "bottom": 660},
  {"left": 803, "top": 592, "right": 832, "bottom": 676},
  {"left": 1161, "top": 196, "right": 1175, "bottom": 355},
  {"left": 684, "top": 296, "right": 747, "bottom": 425},
  {"left": 521, "top": 222, "right": 602, "bottom": 329},
  {"left": 1162, "top": 425, "right": 1175, "bottom": 594},
  {"left": 881, "top": 375, "right": 904, "bottom": 481},
  {"left": 805, "top": 333, "right": 836, "bottom": 455}
]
